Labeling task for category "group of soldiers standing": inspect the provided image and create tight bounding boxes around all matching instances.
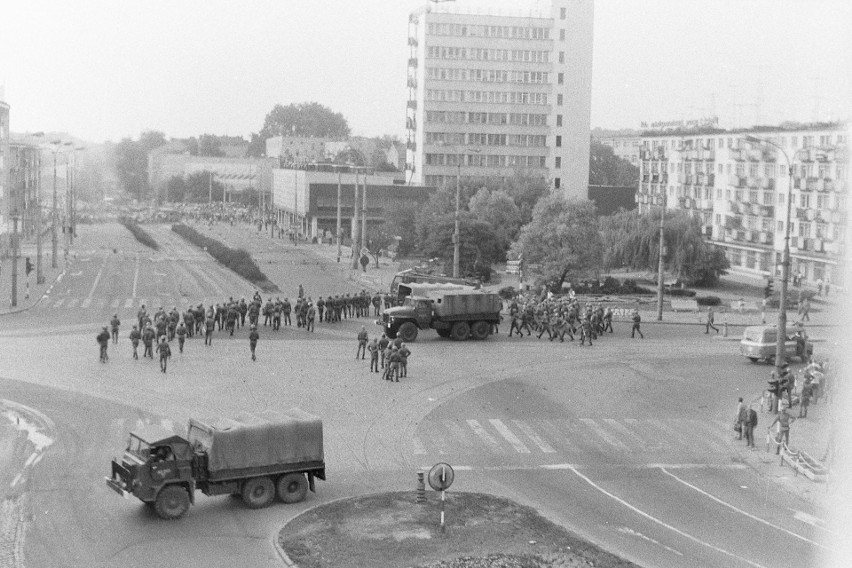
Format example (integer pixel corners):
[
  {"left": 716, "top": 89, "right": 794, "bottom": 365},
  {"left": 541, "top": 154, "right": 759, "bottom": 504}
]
[{"left": 357, "top": 326, "right": 411, "bottom": 382}]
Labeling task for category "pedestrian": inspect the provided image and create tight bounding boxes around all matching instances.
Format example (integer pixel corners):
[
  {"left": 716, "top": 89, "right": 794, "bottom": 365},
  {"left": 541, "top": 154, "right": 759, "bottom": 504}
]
[
  {"left": 631, "top": 309, "right": 644, "bottom": 339},
  {"left": 816, "top": 277, "right": 823, "bottom": 296},
  {"left": 298, "top": 283, "right": 304, "bottom": 299},
  {"left": 744, "top": 405, "right": 757, "bottom": 449},
  {"left": 129, "top": 325, "right": 141, "bottom": 360},
  {"left": 142, "top": 323, "right": 156, "bottom": 359},
  {"left": 156, "top": 336, "right": 171, "bottom": 373},
  {"left": 368, "top": 338, "right": 380, "bottom": 373},
  {"left": 799, "top": 379, "right": 812, "bottom": 418},
  {"left": 799, "top": 297, "right": 811, "bottom": 322},
  {"left": 249, "top": 325, "right": 259, "bottom": 361},
  {"left": 603, "top": 307, "right": 614, "bottom": 333},
  {"left": 387, "top": 346, "right": 401, "bottom": 382},
  {"left": 97, "top": 326, "right": 110, "bottom": 363},
  {"left": 306, "top": 302, "right": 316, "bottom": 332},
  {"left": 398, "top": 342, "right": 411, "bottom": 378},
  {"left": 378, "top": 333, "right": 389, "bottom": 368},
  {"left": 734, "top": 397, "right": 747, "bottom": 440},
  {"left": 704, "top": 307, "right": 719, "bottom": 334},
  {"left": 204, "top": 316, "right": 215, "bottom": 346},
  {"left": 356, "top": 326, "right": 368, "bottom": 360},
  {"left": 768, "top": 406, "right": 796, "bottom": 454},
  {"left": 579, "top": 316, "right": 593, "bottom": 346},
  {"left": 176, "top": 321, "right": 187, "bottom": 353},
  {"left": 110, "top": 314, "right": 121, "bottom": 344},
  {"left": 761, "top": 297, "right": 767, "bottom": 325}
]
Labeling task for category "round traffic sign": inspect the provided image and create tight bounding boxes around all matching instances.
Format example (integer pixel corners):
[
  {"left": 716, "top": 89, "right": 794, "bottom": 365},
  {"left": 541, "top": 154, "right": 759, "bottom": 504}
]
[{"left": 427, "top": 462, "right": 454, "bottom": 491}]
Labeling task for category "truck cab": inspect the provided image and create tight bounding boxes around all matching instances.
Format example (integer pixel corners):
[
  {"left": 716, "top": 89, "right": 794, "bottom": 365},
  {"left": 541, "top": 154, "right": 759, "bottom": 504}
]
[
  {"left": 380, "top": 296, "right": 433, "bottom": 341},
  {"left": 107, "top": 425, "right": 195, "bottom": 506}
]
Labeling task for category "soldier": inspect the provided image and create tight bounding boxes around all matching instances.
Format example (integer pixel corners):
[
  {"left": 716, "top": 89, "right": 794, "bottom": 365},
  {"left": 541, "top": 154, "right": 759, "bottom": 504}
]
[
  {"left": 299, "top": 299, "right": 309, "bottom": 328},
  {"left": 248, "top": 299, "right": 260, "bottom": 327},
  {"left": 272, "top": 299, "right": 282, "bottom": 331},
  {"left": 263, "top": 298, "right": 274, "bottom": 327},
  {"left": 372, "top": 292, "right": 381, "bottom": 317},
  {"left": 367, "top": 337, "right": 380, "bottom": 373},
  {"left": 316, "top": 296, "right": 325, "bottom": 323},
  {"left": 176, "top": 321, "right": 188, "bottom": 353},
  {"left": 167, "top": 308, "right": 179, "bottom": 341},
  {"left": 97, "top": 326, "right": 110, "bottom": 363},
  {"left": 509, "top": 311, "right": 525, "bottom": 338},
  {"left": 110, "top": 314, "right": 121, "bottom": 344},
  {"left": 381, "top": 342, "right": 394, "bottom": 380},
  {"left": 155, "top": 315, "right": 167, "bottom": 343},
  {"left": 298, "top": 283, "right": 304, "bottom": 299},
  {"left": 551, "top": 313, "right": 569, "bottom": 342},
  {"left": 398, "top": 343, "right": 411, "bottom": 378},
  {"left": 129, "top": 325, "right": 141, "bottom": 359},
  {"left": 378, "top": 333, "right": 389, "bottom": 369},
  {"left": 238, "top": 298, "right": 248, "bottom": 328},
  {"left": 631, "top": 309, "right": 644, "bottom": 339},
  {"left": 137, "top": 304, "right": 147, "bottom": 330},
  {"left": 142, "top": 323, "right": 156, "bottom": 358},
  {"left": 536, "top": 311, "right": 553, "bottom": 340},
  {"left": 356, "top": 326, "right": 369, "bottom": 359},
  {"left": 306, "top": 302, "right": 316, "bottom": 332},
  {"left": 603, "top": 306, "right": 614, "bottom": 334},
  {"left": 249, "top": 325, "right": 259, "bottom": 361},
  {"left": 387, "top": 346, "right": 401, "bottom": 382},
  {"left": 204, "top": 315, "right": 215, "bottom": 346},
  {"left": 156, "top": 336, "right": 171, "bottom": 373},
  {"left": 579, "top": 316, "right": 593, "bottom": 346},
  {"left": 183, "top": 309, "right": 195, "bottom": 338},
  {"left": 226, "top": 303, "right": 238, "bottom": 336},
  {"left": 282, "top": 297, "right": 292, "bottom": 326},
  {"left": 194, "top": 304, "right": 205, "bottom": 335}
]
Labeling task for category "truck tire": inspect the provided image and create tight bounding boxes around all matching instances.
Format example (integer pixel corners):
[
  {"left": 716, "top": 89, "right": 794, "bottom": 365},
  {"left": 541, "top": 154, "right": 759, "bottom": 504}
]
[
  {"left": 242, "top": 476, "right": 275, "bottom": 509},
  {"left": 277, "top": 473, "right": 308, "bottom": 504},
  {"left": 399, "top": 322, "right": 418, "bottom": 342},
  {"left": 450, "top": 321, "right": 470, "bottom": 341},
  {"left": 471, "top": 320, "right": 490, "bottom": 340},
  {"left": 436, "top": 328, "right": 451, "bottom": 338},
  {"left": 154, "top": 485, "right": 190, "bottom": 520}
]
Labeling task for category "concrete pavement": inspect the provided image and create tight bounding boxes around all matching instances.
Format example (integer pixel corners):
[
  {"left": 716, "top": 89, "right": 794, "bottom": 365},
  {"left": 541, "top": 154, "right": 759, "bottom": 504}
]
[{"left": 0, "top": 235, "right": 70, "bottom": 317}]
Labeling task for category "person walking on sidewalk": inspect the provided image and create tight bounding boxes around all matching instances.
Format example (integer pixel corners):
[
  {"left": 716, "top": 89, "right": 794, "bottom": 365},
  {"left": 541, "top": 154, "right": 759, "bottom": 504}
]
[
  {"left": 768, "top": 406, "right": 796, "bottom": 454},
  {"left": 744, "top": 405, "right": 757, "bottom": 448},
  {"left": 705, "top": 307, "right": 719, "bottom": 334}
]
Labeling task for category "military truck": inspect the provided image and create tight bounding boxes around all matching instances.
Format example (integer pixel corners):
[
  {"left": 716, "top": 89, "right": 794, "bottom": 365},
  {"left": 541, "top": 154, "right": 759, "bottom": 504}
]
[
  {"left": 378, "top": 289, "right": 502, "bottom": 342},
  {"left": 390, "top": 269, "right": 479, "bottom": 302},
  {"left": 106, "top": 409, "right": 325, "bottom": 520}
]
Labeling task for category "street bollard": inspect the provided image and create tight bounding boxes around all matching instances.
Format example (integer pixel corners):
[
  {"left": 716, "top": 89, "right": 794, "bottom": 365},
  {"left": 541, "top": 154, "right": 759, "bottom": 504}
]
[
  {"left": 416, "top": 472, "right": 426, "bottom": 504},
  {"left": 723, "top": 321, "right": 728, "bottom": 337}
]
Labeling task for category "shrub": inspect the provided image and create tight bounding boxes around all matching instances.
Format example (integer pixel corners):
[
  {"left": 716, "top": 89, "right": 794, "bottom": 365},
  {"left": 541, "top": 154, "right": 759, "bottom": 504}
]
[
  {"left": 696, "top": 295, "right": 721, "bottom": 306},
  {"left": 601, "top": 276, "right": 621, "bottom": 294},
  {"left": 498, "top": 286, "right": 517, "bottom": 300},
  {"left": 667, "top": 288, "right": 697, "bottom": 297},
  {"left": 119, "top": 217, "right": 159, "bottom": 250},
  {"left": 171, "top": 224, "right": 279, "bottom": 292}
]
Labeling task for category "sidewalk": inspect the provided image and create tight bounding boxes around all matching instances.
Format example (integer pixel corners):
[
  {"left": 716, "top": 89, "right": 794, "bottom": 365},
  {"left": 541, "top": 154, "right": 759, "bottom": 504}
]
[{"left": 0, "top": 237, "right": 69, "bottom": 316}]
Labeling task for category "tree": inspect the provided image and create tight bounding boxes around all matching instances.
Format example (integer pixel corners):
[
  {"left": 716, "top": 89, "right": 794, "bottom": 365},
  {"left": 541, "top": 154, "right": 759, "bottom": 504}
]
[
  {"left": 366, "top": 225, "right": 396, "bottom": 268},
  {"left": 599, "top": 208, "right": 729, "bottom": 286},
  {"left": 111, "top": 130, "right": 167, "bottom": 202},
  {"left": 511, "top": 196, "right": 602, "bottom": 290},
  {"left": 165, "top": 176, "right": 187, "bottom": 203},
  {"left": 468, "top": 188, "right": 522, "bottom": 249},
  {"left": 183, "top": 172, "right": 224, "bottom": 203},
  {"left": 262, "top": 102, "right": 350, "bottom": 138},
  {"left": 382, "top": 202, "right": 418, "bottom": 257},
  {"left": 419, "top": 214, "right": 505, "bottom": 281},
  {"left": 198, "top": 134, "right": 225, "bottom": 157},
  {"left": 589, "top": 140, "right": 639, "bottom": 186}
]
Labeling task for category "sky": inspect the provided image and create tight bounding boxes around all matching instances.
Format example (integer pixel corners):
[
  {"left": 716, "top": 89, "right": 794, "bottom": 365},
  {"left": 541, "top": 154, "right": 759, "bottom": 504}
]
[{"left": 1, "top": 0, "right": 850, "bottom": 144}]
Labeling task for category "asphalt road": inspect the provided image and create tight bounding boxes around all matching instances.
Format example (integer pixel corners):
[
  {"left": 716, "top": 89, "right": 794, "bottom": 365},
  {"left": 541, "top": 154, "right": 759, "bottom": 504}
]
[{"left": 0, "top": 222, "right": 832, "bottom": 568}]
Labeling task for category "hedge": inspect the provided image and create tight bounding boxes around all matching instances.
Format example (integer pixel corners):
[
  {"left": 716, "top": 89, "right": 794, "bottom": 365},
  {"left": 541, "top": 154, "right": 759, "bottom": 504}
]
[
  {"left": 667, "top": 288, "right": 697, "bottom": 297},
  {"left": 119, "top": 217, "right": 159, "bottom": 250},
  {"left": 696, "top": 295, "right": 722, "bottom": 306},
  {"left": 171, "top": 224, "right": 279, "bottom": 292}
]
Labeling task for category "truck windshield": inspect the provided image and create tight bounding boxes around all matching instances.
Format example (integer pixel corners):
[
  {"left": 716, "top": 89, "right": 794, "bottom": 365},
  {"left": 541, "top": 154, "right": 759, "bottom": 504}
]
[{"left": 126, "top": 435, "right": 152, "bottom": 459}]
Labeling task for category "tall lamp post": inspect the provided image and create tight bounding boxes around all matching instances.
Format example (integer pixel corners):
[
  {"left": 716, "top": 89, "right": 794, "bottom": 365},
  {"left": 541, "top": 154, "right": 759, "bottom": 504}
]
[
  {"left": 451, "top": 147, "right": 481, "bottom": 278},
  {"left": 31, "top": 133, "right": 46, "bottom": 283},
  {"left": 656, "top": 190, "right": 666, "bottom": 321},
  {"left": 745, "top": 135, "right": 795, "bottom": 374},
  {"left": 48, "top": 140, "right": 72, "bottom": 268}
]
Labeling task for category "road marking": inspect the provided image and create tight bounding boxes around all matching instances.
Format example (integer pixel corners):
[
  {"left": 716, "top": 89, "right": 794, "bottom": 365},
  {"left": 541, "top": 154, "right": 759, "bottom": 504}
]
[
  {"left": 676, "top": 419, "right": 730, "bottom": 454},
  {"left": 466, "top": 419, "right": 504, "bottom": 453},
  {"left": 87, "top": 258, "right": 106, "bottom": 301},
  {"left": 10, "top": 474, "right": 22, "bottom": 488},
  {"left": 660, "top": 468, "right": 831, "bottom": 550},
  {"left": 512, "top": 420, "right": 555, "bottom": 453},
  {"left": 53, "top": 298, "right": 65, "bottom": 308},
  {"left": 111, "top": 299, "right": 120, "bottom": 309},
  {"left": 442, "top": 420, "right": 476, "bottom": 448},
  {"left": 568, "top": 465, "right": 771, "bottom": 568},
  {"left": 80, "top": 299, "right": 91, "bottom": 308},
  {"left": 603, "top": 419, "right": 647, "bottom": 450},
  {"left": 489, "top": 419, "right": 530, "bottom": 453},
  {"left": 791, "top": 510, "right": 835, "bottom": 534},
  {"left": 579, "top": 418, "right": 630, "bottom": 450},
  {"left": 124, "top": 298, "right": 134, "bottom": 308},
  {"left": 132, "top": 253, "right": 140, "bottom": 298},
  {"left": 24, "top": 452, "right": 39, "bottom": 468},
  {"left": 411, "top": 436, "right": 427, "bottom": 455},
  {"left": 541, "top": 463, "right": 573, "bottom": 470},
  {"left": 617, "top": 526, "right": 683, "bottom": 556}
]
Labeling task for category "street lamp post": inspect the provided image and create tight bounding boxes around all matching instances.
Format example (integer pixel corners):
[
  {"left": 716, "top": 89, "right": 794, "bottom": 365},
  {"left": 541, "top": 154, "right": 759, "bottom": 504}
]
[
  {"left": 49, "top": 140, "right": 72, "bottom": 268},
  {"left": 10, "top": 212, "right": 20, "bottom": 308},
  {"left": 453, "top": 161, "right": 462, "bottom": 278},
  {"left": 336, "top": 166, "right": 342, "bottom": 262},
  {"left": 745, "top": 135, "right": 795, "bottom": 374},
  {"left": 656, "top": 191, "right": 666, "bottom": 321}
]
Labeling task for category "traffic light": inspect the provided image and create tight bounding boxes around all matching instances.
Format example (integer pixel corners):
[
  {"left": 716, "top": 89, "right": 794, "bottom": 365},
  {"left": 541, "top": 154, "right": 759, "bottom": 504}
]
[
  {"left": 25, "top": 257, "right": 33, "bottom": 276},
  {"left": 764, "top": 278, "right": 774, "bottom": 298}
]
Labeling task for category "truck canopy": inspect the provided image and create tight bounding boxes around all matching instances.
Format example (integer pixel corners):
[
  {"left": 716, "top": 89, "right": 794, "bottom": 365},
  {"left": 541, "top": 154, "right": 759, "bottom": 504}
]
[
  {"left": 187, "top": 408, "right": 323, "bottom": 473},
  {"left": 431, "top": 290, "right": 502, "bottom": 318}
]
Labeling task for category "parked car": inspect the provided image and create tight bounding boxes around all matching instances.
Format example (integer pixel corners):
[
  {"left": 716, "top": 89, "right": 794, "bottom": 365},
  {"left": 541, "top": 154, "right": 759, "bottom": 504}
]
[{"left": 739, "top": 325, "right": 812, "bottom": 364}]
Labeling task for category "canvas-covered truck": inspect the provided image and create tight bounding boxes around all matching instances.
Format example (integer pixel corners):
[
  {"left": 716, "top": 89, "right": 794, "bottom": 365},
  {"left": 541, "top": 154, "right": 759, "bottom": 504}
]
[
  {"left": 378, "top": 289, "right": 502, "bottom": 342},
  {"left": 106, "top": 409, "right": 325, "bottom": 520}
]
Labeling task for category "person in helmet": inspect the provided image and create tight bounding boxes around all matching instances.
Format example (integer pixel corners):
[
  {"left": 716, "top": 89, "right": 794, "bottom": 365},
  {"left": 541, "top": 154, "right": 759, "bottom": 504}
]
[
  {"left": 249, "top": 325, "right": 260, "bottom": 361},
  {"left": 97, "top": 326, "right": 110, "bottom": 363}
]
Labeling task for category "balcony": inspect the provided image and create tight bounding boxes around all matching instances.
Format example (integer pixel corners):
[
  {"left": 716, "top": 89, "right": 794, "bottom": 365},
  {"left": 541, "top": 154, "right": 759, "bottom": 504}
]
[
  {"left": 823, "top": 179, "right": 835, "bottom": 192},
  {"left": 651, "top": 173, "right": 660, "bottom": 183},
  {"left": 761, "top": 205, "right": 775, "bottom": 217},
  {"left": 762, "top": 148, "right": 777, "bottom": 162},
  {"left": 407, "top": 78, "right": 417, "bottom": 88},
  {"left": 408, "top": 36, "right": 418, "bottom": 47},
  {"left": 793, "top": 177, "right": 802, "bottom": 190},
  {"left": 805, "top": 177, "right": 819, "bottom": 192},
  {"left": 707, "top": 174, "right": 715, "bottom": 187},
  {"left": 747, "top": 149, "right": 762, "bottom": 162},
  {"left": 642, "top": 174, "right": 650, "bottom": 182},
  {"left": 730, "top": 148, "right": 745, "bottom": 161},
  {"left": 761, "top": 177, "right": 775, "bottom": 190},
  {"left": 700, "top": 149, "right": 716, "bottom": 161},
  {"left": 747, "top": 177, "right": 760, "bottom": 188},
  {"left": 407, "top": 100, "right": 417, "bottom": 110},
  {"left": 685, "top": 174, "right": 693, "bottom": 185},
  {"left": 408, "top": 57, "right": 418, "bottom": 68}
]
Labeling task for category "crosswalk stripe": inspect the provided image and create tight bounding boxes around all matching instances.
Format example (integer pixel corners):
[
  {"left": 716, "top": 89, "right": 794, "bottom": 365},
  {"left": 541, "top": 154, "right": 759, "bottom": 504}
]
[
  {"left": 538, "top": 419, "right": 579, "bottom": 452},
  {"left": 512, "top": 419, "right": 555, "bottom": 453},
  {"left": 579, "top": 418, "right": 630, "bottom": 450},
  {"left": 623, "top": 418, "right": 667, "bottom": 451},
  {"left": 111, "top": 299, "right": 120, "bottom": 308},
  {"left": 412, "top": 436, "right": 427, "bottom": 455},
  {"left": 466, "top": 419, "right": 504, "bottom": 453},
  {"left": 442, "top": 420, "right": 476, "bottom": 448},
  {"left": 489, "top": 419, "right": 530, "bottom": 453},
  {"left": 124, "top": 298, "right": 134, "bottom": 308},
  {"left": 603, "top": 419, "right": 648, "bottom": 450},
  {"left": 683, "top": 419, "right": 733, "bottom": 454},
  {"left": 81, "top": 298, "right": 92, "bottom": 308},
  {"left": 53, "top": 298, "right": 65, "bottom": 308}
]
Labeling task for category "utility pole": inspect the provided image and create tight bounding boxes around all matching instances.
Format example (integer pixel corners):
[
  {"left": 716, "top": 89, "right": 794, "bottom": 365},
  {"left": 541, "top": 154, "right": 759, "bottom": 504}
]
[
  {"left": 453, "top": 161, "right": 461, "bottom": 278},
  {"left": 51, "top": 146, "right": 59, "bottom": 268},
  {"left": 10, "top": 214, "right": 19, "bottom": 308},
  {"left": 35, "top": 153, "right": 44, "bottom": 284},
  {"left": 336, "top": 167, "right": 342, "bottom": 262},
  {"left": 656, "top": 192, "right": 666, "bottom": 321},
  {"left": 361, "top": 169, "right": 368, "bottom": 254},
  {"left": 351, "top": 167, "right": 360, "bottom": 269}
]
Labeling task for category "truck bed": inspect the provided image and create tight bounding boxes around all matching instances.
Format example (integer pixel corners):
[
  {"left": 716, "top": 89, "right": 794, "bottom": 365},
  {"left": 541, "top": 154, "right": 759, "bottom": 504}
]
[{"left": 188, "top": 408, "right": 324, "bottom": 474}]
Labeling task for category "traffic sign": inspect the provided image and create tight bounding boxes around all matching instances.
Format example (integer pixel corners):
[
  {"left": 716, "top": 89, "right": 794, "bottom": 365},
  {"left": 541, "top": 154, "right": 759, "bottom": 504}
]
[{"left": 427, "top": 462, "right": 454, "bottom": 491}]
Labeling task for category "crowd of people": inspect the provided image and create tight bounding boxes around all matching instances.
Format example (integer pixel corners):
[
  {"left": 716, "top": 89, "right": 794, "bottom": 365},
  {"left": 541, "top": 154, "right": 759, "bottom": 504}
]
[{"left": 504, "top": 293, "right": 644, "bottom": 344}]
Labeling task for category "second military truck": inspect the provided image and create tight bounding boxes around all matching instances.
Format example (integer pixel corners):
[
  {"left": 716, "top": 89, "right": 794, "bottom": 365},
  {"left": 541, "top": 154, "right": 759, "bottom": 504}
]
[
  {"left": 106, "top": 408, "right": 325, "bottom": 519},
  {"left": 378, "top": 288, "right": 502, "bottom": 342}
]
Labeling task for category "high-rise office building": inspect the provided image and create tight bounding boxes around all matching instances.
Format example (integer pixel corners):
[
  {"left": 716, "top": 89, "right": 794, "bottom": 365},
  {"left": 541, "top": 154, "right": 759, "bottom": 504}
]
[{"left": 405, "top": 0, "right": 594, "bottom": 199}]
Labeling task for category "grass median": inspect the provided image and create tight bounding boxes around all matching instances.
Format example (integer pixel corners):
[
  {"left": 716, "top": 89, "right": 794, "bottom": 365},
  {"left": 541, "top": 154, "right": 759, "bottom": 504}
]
[{"left": 279, "top": 491, "right": 637, "bottom": 568}]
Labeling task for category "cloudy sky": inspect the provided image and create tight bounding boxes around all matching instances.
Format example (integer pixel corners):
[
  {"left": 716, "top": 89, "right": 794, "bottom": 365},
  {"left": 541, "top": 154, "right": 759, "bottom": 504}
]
[{"left": 1, "top": 0, "right": 850, "bottom": 144}]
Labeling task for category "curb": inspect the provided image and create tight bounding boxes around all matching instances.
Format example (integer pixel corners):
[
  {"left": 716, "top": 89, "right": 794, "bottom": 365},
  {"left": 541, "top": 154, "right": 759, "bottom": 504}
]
[{"left": 0, "top": 259, "right": 70, "bottom": 317}]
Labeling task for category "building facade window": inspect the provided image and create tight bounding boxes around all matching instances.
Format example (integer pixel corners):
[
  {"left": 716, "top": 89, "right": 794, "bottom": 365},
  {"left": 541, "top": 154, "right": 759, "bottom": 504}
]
[
  {"left": 555, "top": 156, "right": 561, "bottom": 169},
  {"left": 557, "top": 73, "right": 564, "bottom": 85},
  {"left": 554, "top": 177, "right": 560, "bottom": 188},
  {"left": 557, "top": 94, "right": 563, "bottom": 105},
  {"left": 799, "top": 221, "right": 811, "bottom": 238},
  {"left": 800, "top": 194, "right": 810, "bottom": 208},
  {"left": 559, "top": 29, "right": 565, "bottom": 41},
  {"left": 560, "top": 7, "right": 566, "bottom": 18},
  {"left": 555, "top": 135, "right": 562, "bottom": 147},
  {"left": 558, "top": 51, "right": 564, "bottom": 63},
  {"left": 556, "top": 115, "right": 562, "bottom": 127}
]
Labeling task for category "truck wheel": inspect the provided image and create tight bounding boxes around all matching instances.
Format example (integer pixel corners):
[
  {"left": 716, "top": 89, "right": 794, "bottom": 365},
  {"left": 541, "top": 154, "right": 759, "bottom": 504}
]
[
  {"left": 450, "top": 322, "right": 470, "bottom": 341},
  {"left": 471, "top": 321, "right": 490, "bottom": 340},
  {"left": 154, "top": 485, "right": 190, "bottom": 520},
  {"left": 436, "top": 328, "right": 451, "bottom": 338},
  {"left": 242, "top": 476, "right": 275, "bottom": 509},
  {"left": 277, "top": 473, "right": 308, "bottom": 504},
  {"left": 399, "top": 322, "right": 418, "bottom": 342}
]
